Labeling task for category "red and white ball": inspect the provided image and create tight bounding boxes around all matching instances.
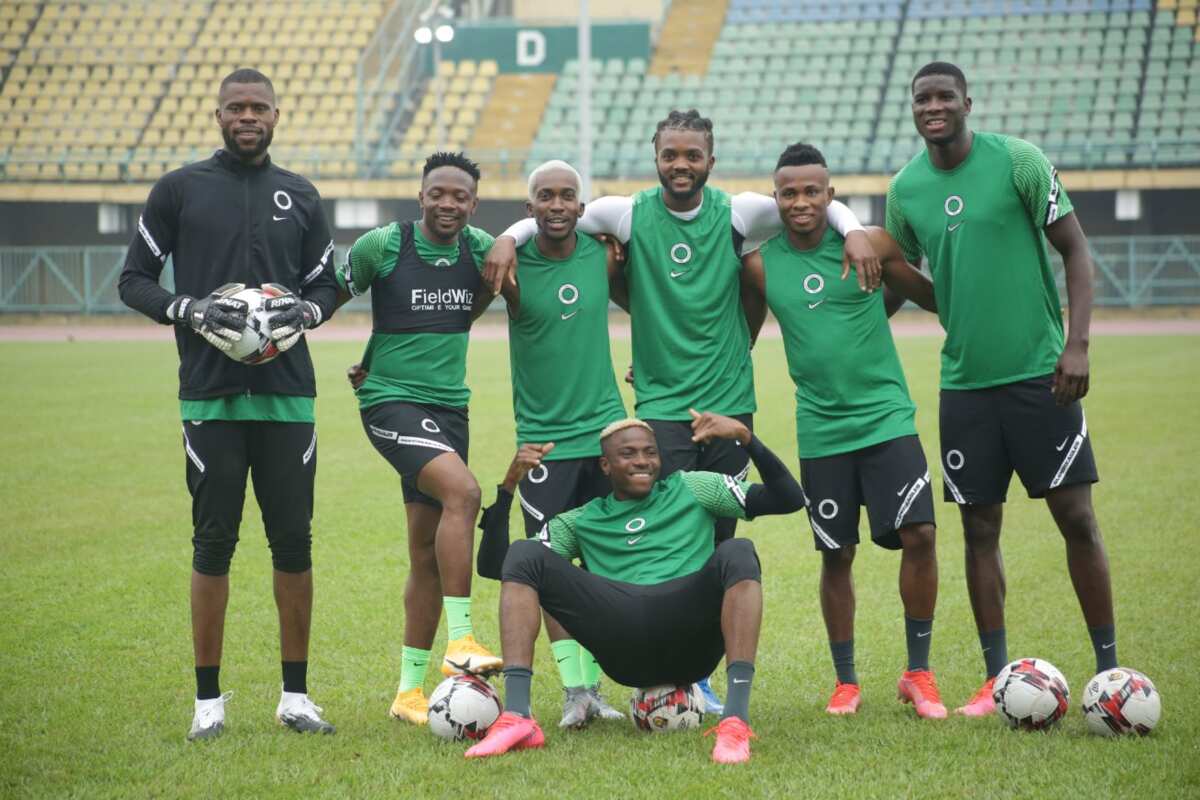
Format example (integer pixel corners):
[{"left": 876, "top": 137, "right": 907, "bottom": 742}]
[
  {"left": 629, "top": 684, "right": 705, "bottom": 732},
  {"left": 1082, "top": 667, "right": 1161, "bottom": 737},
  {"left": 992, "top": 658, "right": 1071, "bottom": 731},
  {"left": 222, "top": 285, "right": 284, "bottom": 365},
  {"left": 427, "top": 674, "right": 502, "bottom": 741}
]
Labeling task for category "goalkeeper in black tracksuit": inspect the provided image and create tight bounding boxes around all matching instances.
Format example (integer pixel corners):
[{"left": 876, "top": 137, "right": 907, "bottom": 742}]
[{"left": 118, "top": 68, "right": 339, "bottom": 741}]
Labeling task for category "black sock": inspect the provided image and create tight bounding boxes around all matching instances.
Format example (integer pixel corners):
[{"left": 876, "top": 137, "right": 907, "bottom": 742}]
[
  {"left": 1089, "top": 624, "right": 1117, "bottom": 671},
  {"left": 503, "top": 666, "right": 533, "bottom": 717},
  {"left": 195, "top": 665, "right": 220, "bottom": 700},
  {"left": 721, "top": 661, "right": 755, "bottom": 723},
  {"left": 282, "top": 660, "right": 308, "bottom": 694},
  {"left": 905, "top": 617, "right": 933, "bottom": 672},
  {"left": 830, "top": 639, "right": 857, "bottom": 685},
  {"left": 979, "top": 628, "right": 1008, "bottom": 678}
]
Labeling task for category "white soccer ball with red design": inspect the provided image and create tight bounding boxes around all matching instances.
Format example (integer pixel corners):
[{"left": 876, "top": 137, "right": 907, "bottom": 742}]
[
  {"left": 427, "top": 675, "right": 502, "bottom": 741},
  {"left": 223, "top": 286, "right": 284, "bottom": 365},
  {"left": 992, "top": 658, "right": 1071, "bottom": 730},
  {"left": 1082, "top": 667, "right": 1161, "bottom": 736},
  {"left": 629, "top": 684, "right": 705, "bottom": 732}
]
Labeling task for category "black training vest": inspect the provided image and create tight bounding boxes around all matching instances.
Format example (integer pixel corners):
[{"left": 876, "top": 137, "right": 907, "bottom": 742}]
[{"left": 370, "top": 221, "right": 481, "bottom": 334}]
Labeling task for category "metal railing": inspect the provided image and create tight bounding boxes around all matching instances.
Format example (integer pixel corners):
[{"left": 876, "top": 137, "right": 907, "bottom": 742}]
[{"left": 3, "top": 237, "right": 1199, "bottom": 314}]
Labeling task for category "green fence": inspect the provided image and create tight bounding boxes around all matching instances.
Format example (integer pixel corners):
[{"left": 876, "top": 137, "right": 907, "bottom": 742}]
[{"left": 2, "top": 237, "right": 1199, "bottom": 314}]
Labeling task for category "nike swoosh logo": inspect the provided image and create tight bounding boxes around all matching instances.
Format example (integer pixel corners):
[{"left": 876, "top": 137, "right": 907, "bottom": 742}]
[
  {"left": 732, "top": 678, "right": 749, "bottom": 684},
  {"left": 273, "top": 215, "right": 287, "bottom": 221},
  {"left": 808, "top": 299, "right": 825, "bottom": 310},
  {"left": 669, "top": 269, "right": 690, "bottom": 278},
  {"left": 897, "top": 483, "right": 910, "bottom": 497},
  {"left": 626, "top": 535, "right": 644, "bottom": 545},
  {"left": 1055, "top": 436, "right": 1069, "bottom": 452},
  {"left": 556, "top": 656, "right": 571, "bottom": 663},
  {"left": 1102, "top": 642, "right": 1116, "bottom": 649},
  {"left": 560, "top": 310, "right": 579, "bottom": 320},
  {"left": 947, "top": 222, "right": 963, "bottom": 232},
  {"left": 917, "top": 631, "right": 932, "bottom": 638}
]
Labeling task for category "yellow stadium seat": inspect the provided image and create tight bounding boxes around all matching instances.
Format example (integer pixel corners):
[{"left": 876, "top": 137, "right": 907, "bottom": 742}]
[
  {"left": 437, "top": 60, "right": 456, "bottom": 78},
  {"left": 478, "top": 60, "right": 498, "bottom": 77},
  {"left": 457, "top": 60, "right": 477, "bottom": 77}
]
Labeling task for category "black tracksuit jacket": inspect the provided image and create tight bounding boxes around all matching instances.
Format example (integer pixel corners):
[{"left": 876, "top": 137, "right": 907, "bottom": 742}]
[{"left": 118, "top": 149, "right": 338, "bottom": 400}]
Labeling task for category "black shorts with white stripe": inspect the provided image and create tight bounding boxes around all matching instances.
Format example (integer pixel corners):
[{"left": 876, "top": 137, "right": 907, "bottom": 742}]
[
  {"left": 361, "top": 401, "right": 469, "bottom": 507},
  {"left": 799, "top": 434, "right": 936, "bottom": 551},
  {"left": 939, "top": 374, "right": 1098, "bottom": 505},
  {"left": 516, "top": 455, "right": 611, "bottom": 538}
]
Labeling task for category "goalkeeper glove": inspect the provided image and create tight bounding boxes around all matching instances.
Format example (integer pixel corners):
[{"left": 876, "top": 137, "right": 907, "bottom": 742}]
[
  {"left": 166, "top": 283, "right": 249, "bottom": 352},
  {"left": 261, "top": 282, "right": 323, "bottom": 353}
]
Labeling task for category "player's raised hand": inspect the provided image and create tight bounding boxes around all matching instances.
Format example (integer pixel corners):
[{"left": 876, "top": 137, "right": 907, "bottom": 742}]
[
  {"left": 262, "top": 283, "right": 322, "bottom": 352},
  {"left": 1052, "top": 341, "right": 1090, "bottom": 406},
  {"left": 482, "top": 236, "right": 519, "bottom": 295},
  {"left": 502, "top": 443, "right": 555, "bottom": 492},
  {"left": 689, "top": 408, "right": 752, "bottom": 445},
  {"left": 842, "top": 230, "right": 882, "bottom": 292},
  {"left": 171, "top": 282, "right": 249, "bottom": 352},
  {"left": 595, "top": 233, "right": 626, "bottom": 265},
  {"left": 347, "top": 362, "right": 368, "bottom": 391}
]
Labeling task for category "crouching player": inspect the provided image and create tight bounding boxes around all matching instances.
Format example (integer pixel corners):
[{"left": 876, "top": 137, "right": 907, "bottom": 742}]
[{"left": 469, "top": 413, "right": 806, "bottom": 763}]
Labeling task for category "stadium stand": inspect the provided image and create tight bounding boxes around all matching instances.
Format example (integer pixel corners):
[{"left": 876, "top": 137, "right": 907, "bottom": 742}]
[{"left": 1, "top": 0, "right": 1198, "bottom": 183}]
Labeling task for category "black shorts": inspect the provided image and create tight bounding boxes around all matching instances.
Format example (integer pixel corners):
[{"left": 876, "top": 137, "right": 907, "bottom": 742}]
[
  {"left": 648, "top": 415, "right": 754, "bottom": 481},
  {"left": 181, "top": 419, "right": 316, "bottom": 575},
  {"left": 501, "top": 538, "right": 762, "bottom": 688},
  {"left": 939, "top": 375, "right": 1098, "bottom": 505},
  {"left": 517, "top": 456, "right": 611, "bottom": 537},
  {"left": 361, "top": 402, "right": 469, "bottom": 507},
  {"left": 800, "top": 434, "right": 935, "bottom": 551}
]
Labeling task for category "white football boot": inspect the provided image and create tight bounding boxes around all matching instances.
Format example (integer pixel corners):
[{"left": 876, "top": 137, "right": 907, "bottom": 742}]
[
  {"left": 276, "top": 689, "right": 336, "bottom": 734},
  {"left": 187, "top": 692, "right": 231, "bottom": 741}
]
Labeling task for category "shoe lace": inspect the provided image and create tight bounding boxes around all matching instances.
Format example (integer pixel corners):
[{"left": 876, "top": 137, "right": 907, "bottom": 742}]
[
  {"left": 830, "top": 683, "right": 858, "bottom": 704},
  {"left": 970, "top": 678, "right": 995, "bottom": 702},
  {"left": 909, "top": 671, "right": 943, "bottom": 702},
  {"left": 400, "top": 688, "right": 426, "bottom": 709},
  {"left": 196, "top": 691, "right": 232, "bottom": 725},
  {"left": 704, "top": 717, "right": 755, "bottom": 743},
  {"left": 455, "top": 636, "right": 493, "bottom": 656},
  {"left": 287, "top": 695, "right": 324, "bottom": 719}
]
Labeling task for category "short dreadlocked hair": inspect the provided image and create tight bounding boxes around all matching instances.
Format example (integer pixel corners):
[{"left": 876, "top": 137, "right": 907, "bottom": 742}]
[
  {"left": 775, "top": 142, "right": 827, "bottom": 172},
  {"left": 423, "top": 151, "right": 481, "bottom": 184},
  {"left": 651, "top": 109, "right": 714, "bottom": 154}
]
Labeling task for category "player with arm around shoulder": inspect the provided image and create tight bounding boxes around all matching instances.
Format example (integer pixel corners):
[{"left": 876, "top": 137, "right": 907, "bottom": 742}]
[
  {"left": 887, "top": 62, "right": 1114, "bottom": 716},
  {"left": 467, "top": 413, "right": 806, "bottom": 764},
  {"left": 337, "top": 151, "right": 502, "bottom": 725},
  {"left": 741, "top": 142, "right": 944, "bottom": 719}
]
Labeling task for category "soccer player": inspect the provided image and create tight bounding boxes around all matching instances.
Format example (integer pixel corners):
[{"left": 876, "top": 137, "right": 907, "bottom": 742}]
[
  {"left": 337, "top": 152, "right": 502, "bottom": 725},
  {"left": 498, "top": 160, "right": 627, "bottom": 726},
  {"left": 887, "top": 62, "right": 1116, "bottom": 716},
  {"left": 742, "top": 142, "right": 945, "bottom": 719},
  {"left": 484, "top": 109, "right": 880, "bottom": 712},
  {"left": 118, "top": 69, "right": 338, "bottom": 740},
  {"left": 468, "top": 414, "right": 807, "bottom": 764}
]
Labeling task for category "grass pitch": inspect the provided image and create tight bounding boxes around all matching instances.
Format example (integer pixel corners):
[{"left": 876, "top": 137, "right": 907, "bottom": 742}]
[{"left": 1, "top": 331, "right": 1198, "bottom": 799}]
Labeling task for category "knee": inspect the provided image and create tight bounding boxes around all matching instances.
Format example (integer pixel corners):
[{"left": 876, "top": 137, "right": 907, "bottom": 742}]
[
  {"left": 900, "top": 523, "right": 937, "bottom": 557},
  {"left": 442, "top": 477, "right": 482, "bottom": 517},
  {"left": 1055, "top": 501, "right": 1101, "bottom": 544},
  {"left": 500, "top": 538, "right": 549, "bottom": 586},
  {"left": 716, "top": 538, "right": 761, "bottom": 585},
  {"left": 192, "top": 529, "right": 239, "bottom": 576},
  {"left": 962, "top": 508, "right": 1002, "bottom": 551},
  {"left": 821, "top": 544, "right": 856, "bottom": 571},
  {"left": 267, "top": 528, "right": 313, "bottom": 573}
]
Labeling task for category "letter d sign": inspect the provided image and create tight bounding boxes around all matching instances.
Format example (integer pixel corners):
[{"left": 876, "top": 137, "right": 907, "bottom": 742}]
[{"left": 516, "top": 30, "right": 546, "bottom": 67}]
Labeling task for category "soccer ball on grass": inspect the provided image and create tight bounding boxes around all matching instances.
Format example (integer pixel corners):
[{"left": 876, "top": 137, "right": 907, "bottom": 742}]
[
  {"left": 1081, "top": 667, "right": 1161, "bottom": 736},
  {"left": 992, "top": 658, "right": 1070, "bottom": 731},
  {"left": 629, "top": 684, "right": 705, "bottom": 732},
  {"left": 427, "top": 674, "right": 502, "bottom": 741}
]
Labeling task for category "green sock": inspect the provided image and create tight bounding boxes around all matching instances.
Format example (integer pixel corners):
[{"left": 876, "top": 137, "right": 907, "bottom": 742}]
[
  {"left": 398, "top": 646, "right": 431, "bottom": 693},
  {"left": 551, "top": 639, "right": 584, "bottom": 688},
  {"left": 443, "top": 596, "right": 473, "bottom": 640},
  {"left": 580, "top": 646, "right": 602, "bottom": 687}
]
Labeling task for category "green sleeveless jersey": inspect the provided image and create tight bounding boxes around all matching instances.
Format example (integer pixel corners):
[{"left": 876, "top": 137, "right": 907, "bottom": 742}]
[
  {"left": 544, "top": 471, "right": 750, "bottom": 585},
  {"left": 626, "top": 186, "right": 755, "bottom": 420},
  {"left": 761, "top": 227, "right": 916, "bottom": 459},
  {"left": 338, "top": 222, "right": 493, "bottom": 409},
  {"left": 509, "top": 234, "right": 626, "bottom": 459},
  {"left": 886, "top": 132, "right": 1073, "bottom": 390}
]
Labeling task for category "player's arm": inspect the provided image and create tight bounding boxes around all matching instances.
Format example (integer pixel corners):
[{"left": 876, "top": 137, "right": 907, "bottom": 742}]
[
  {"left": 118, "top": 177, "right": 249, "bottom": 351},
  {"left": 739, "top": 249, "right": 767, "bottom": 347},
  {"left": 866, "top": 226, "right": 936, "bottom": 314},
  {"left": 1010, "top": 138, "right": 1091, "bottom": 405},
  {"left": 734, "top": 192, "right": 880, "bottom": 291},
  {"left": 605, "top": 238, "right": 630, "bottom": 311},
  {"left": 687, "top": 410, "right": 807, "bottom": 519},
  {"left": 483, "top": 196, "right": 632, "bottom": 294},
  {"left": 462, "top": 225, "right": 500, "bottom": 320},
  {"left": 476, "top": 443, "right": 557, "bottom": 580},
  {"left": 263, "top": 192, "right": 337, "bottom": 351}
]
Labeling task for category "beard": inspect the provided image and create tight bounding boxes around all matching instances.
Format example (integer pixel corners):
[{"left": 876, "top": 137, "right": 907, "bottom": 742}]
[
  {"left": 222, "top": 125, "right": 273, "bottom": 161},
  {"left": 656, "top": 165, "right": 709, "bottom": 204}
]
